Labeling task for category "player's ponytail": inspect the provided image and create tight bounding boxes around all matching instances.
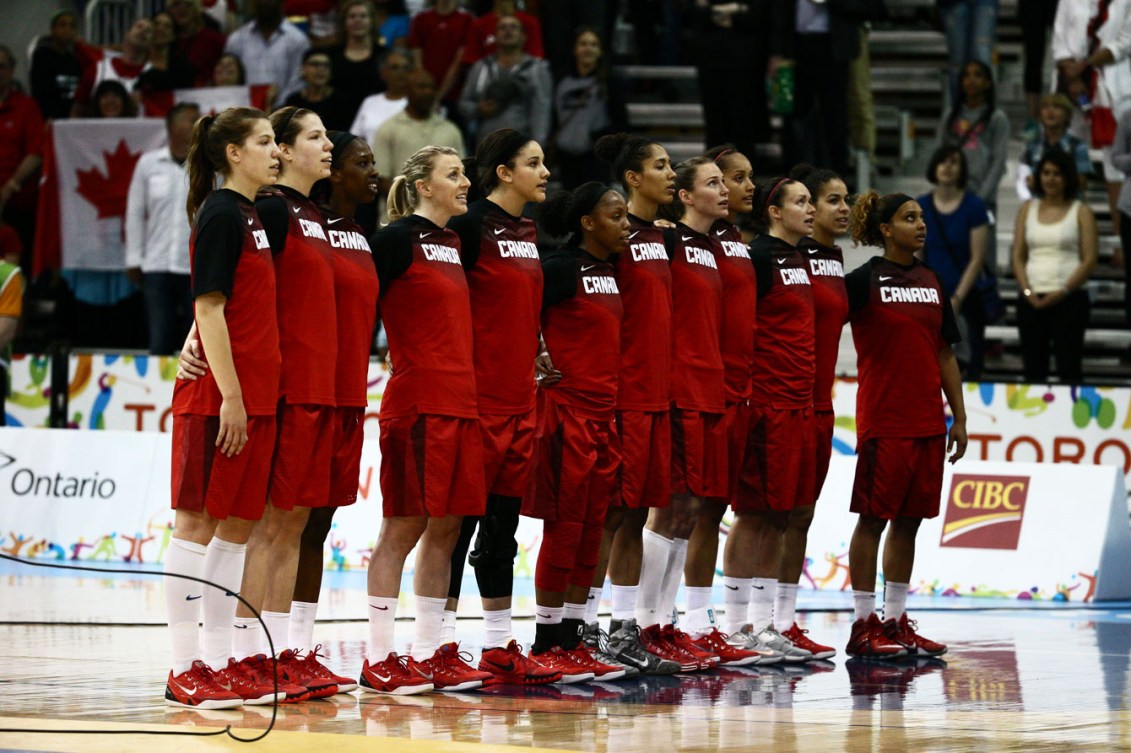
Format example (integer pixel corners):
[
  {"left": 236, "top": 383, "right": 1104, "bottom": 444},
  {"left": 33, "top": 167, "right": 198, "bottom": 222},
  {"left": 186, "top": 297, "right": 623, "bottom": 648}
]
[
  {"left": 387, "top": 175, "right": 412, "bottom": 221},
  {"left": 594, "top": 131, "right": 660, "bottom": 195},
  {"left": 186, "top": 114, "right": 216, "bottom": 224},
  {"left": 185, "top": 106, "right": 269, "bottom": 223}
]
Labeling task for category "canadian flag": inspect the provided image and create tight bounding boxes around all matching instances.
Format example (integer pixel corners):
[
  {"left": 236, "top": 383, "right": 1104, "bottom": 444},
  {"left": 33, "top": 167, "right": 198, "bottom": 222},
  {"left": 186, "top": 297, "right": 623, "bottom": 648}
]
[
  {"left": 34, "top": 119, "right": 166, "bottom": 276},
  {"left": 174, "top": 85, "right": 272, "bottom": 116}
]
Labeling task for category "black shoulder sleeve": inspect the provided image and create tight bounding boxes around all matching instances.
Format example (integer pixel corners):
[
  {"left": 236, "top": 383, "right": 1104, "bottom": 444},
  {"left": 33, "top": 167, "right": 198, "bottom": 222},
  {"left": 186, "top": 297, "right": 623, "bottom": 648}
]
[
  {"left": 844, "top": 262, "right": 873, "bottom": 312},
  {"left": 255, "top": 195, "right": 289, "bottom": 256},
  {"left": 448, "top": 207, "right": 483, "bottom": 271},
  {"left": 191, "top": 203, "right": 244, "bottom": 300},
  {"left": 541, "top": 252, "right": 579, "bottom": 311},
  {"left": 750, "top": 244, "right": 774, "bottom": 298},
  {"left": 370, "top": 222, "right": 414, "bottom": 294},
  {"left": 661, "top": 227, "right": 678, "bottom": 263},
  {"left": 934, "top": 270, "right": 962, "bottom": 345}
]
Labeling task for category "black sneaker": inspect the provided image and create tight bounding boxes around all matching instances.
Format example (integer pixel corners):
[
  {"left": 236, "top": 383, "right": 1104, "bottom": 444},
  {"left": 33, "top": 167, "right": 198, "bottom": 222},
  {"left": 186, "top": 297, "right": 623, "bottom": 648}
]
[
  {"left": 582, "top": 621, "right": 639, "bottom": 679},
  {"left": 606, "top": 618, "right": 680, "bottom": 675}
]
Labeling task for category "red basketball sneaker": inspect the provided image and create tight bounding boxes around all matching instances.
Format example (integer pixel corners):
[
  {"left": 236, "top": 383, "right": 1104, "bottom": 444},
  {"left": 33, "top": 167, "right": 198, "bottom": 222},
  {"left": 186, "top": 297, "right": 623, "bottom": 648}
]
[
  {"left": 165, "top": 660, "right": 243, "bottom": 709},
  {"left": 690, "top": 628, "right": 762, "bottom": 667},
  {"left": 640, "top": 624, "right": 698, "bottom": 672},
  {"left": 846, "top": 614, "right": 908, "bottom": 659},
  {"left": 888, "top": 614, "right": 947, "bottom": 657},
  {"left": 562, "top": 645, "right": 626, "bottom": 681},
  {"left": 236, "top": 654, "right": 312, "bottom": 703},
  {"left": 359, "top": 652, "right": 434, "bottom": 695},
  {"left": 420, "top": 643, "right": 494, "bottom": 692},
  {"left": 666, "top": 626, "right": 718, "bottom": 670},
  {"left": 212, "top": 657, "right": 285, "bottom": 705},
  {"left": 529, "top": 646, "right": 595, "bottom": 684},
  {"left": 781, "top": 623, "right": 837, "bottom": 660},
  {"left": 277, "top": 648, "right": 338, "bottom": 698},
  {"left": 297, "top": 644, "right": 358, "bottom": 693},
  {"left": 479, "top": 640, "right": 562, "bottom": 685}
]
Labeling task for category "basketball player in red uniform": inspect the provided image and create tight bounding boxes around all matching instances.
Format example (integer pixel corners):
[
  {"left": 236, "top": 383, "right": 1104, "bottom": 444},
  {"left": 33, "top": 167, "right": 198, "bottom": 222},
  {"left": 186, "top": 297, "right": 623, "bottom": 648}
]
[
  {"left": 164, "top": 107, "right": 281, "bottom": 709},
  {"left": 443, "top": 129, "right": 558, "bottom": 685},
  {"left": 361, "top": 146, "right": 492, "bottom": 695},
  {"left": 287, "top": 131, "right": 381, "bottom": 693},
  {"left": 844, "top": 192, "right": 967, "bottom": 658},
  {"left": 770, "top": 164, "right": 851, "bottom": 660},
  {"left": 727, "top": 176, "right": 816, "bottom": 663},
  {"left": 586, "top": 133, "right": 681, "bottom": 676},
  {"left": 525, "top": 181, "right": 629, "bottom": 683}
]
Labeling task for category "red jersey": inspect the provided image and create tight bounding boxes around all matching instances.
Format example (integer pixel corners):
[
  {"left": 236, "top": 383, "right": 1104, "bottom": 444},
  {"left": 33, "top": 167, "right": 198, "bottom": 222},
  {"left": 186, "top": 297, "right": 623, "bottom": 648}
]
[
  {"left": 373, "top": 214, "right": 477, "bottom": 419},
  {"left": 711, "top": 219, "right": 757, "bottom": 403},
  {"left": 540, "top": 248, "right": 623, "bottom": 419},
  {"left": 666, "top": 224, "right": 725, "bottom": 413},
  {"left": 326, "top": 213, "right": 379, "bottom": 408},
  {"left": 174, "top": 189, "right": 280, "bottom": 417},
  {"left": 614, "top": 214, "right": 672, "bottom": 412},
  {"left": 749, "top": 234, "right": 815, "bottom": 410},
  {"left": 407, "top": 8, "right": 475, "bottom": 101},
  {"left": 256, "top": 186, "right": 338, "bottom": 405},
  {"left": 449, "top": 198, "right": 542, "bottom": 415},
  {"left": 802, "top": 238, "right": 849, "bottom": 410},
  {"left": 846, "top": 257, "right": 961, "bottom": 440}
]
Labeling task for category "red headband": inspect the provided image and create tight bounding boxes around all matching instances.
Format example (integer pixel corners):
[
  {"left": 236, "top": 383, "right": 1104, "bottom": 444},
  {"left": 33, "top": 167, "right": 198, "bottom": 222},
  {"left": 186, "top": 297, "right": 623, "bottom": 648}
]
[{"left": 763, "top": 177, "right": 790, "bottom": 217}]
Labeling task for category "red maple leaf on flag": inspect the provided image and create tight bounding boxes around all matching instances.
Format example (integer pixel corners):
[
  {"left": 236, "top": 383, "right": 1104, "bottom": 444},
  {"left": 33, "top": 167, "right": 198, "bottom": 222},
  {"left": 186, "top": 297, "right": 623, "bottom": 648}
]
[{"left": 74, "top": 139, "right": 144, "bottom": 219}]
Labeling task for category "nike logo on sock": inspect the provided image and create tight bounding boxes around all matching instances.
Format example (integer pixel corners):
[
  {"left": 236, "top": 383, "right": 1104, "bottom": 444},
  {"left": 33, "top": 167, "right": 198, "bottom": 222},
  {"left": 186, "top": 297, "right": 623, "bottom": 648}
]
[
  {"left": 185, "top": 595, "right": 202, "bottom": 600},
  {"left": 234, "top": 624, "right": 249, "bottom": 629},
  {"left": 537, "top": 613, "right": 552, "bottom": 619},
  {"left": 372, "top": 605, "right": 390, "bottom": 611},
  {"left": 753, "top": 585, "right": 765, "bottom": 590},
  {"left": 587, "top": 594, "right": 596, "bottom": 600},
  {"left": 725, "top": 585, "right": 739, "bottom": 591}
]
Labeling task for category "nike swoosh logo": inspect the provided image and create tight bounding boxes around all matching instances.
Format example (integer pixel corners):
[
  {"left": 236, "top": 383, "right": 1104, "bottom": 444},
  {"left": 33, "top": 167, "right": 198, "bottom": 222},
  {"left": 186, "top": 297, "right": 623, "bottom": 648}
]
[
  {"left": 724, "top": 585, "right": 739, "bottom": 591},
  {"left": 537, "top": 613, "right": 552, "bottom": 619},
  {"left": 587, "top": 594, "right": 595, "bottom": 600},
  {"left": 628, "top": 231, "right": 641, "bottom": 239},
  {"left": 370, "top": 672, "right": 393, "bottom": 683},
  {"left": 581, "top": 264, "right": 597, "bottom": 272},
  {"left": 494, "top": 227, "right": 505, "bottom": 235},
  {"left": 752, "top": 585, "right": 765, "bottom": 590},
  {"left": 879, "top": 276, "right": 893, "bottom": 281},
  {"left": 328, "top": 217, "right": 345, "bottom": 225},
  {"left": 172, "top": 681, "right": 198, "bottom": 697},
  {"left": 681, "top": 235, "right": 692, "bottom": 241},
  {"left": 776, "top": 258, "right": 787, "bottom": 265},
  {"left": 247, "top": 218, "right": 253, "bottom": 226},
  {"left": 487, "top": 658, "right": 516, "bottom": 673},
  {"left": 808, "top": 249, "right": 819, "bottom": 254},
  {"left": 292, "top": 206, "right": 301, "bottom": 214},
  {"left": 185, "top": 595, "right": 202, "bottom": 601},
  {"left": 715, "top": 229, "right": 726, "bottom": 236},
  {"left": 420, "top": 232, "right": 432, "bottom": 239},
  {"left": 372, "top": 605, "right": 390, "bottom": 611},
  {"left": 234, "top": 624, "right": 249, "bottom": 629}
]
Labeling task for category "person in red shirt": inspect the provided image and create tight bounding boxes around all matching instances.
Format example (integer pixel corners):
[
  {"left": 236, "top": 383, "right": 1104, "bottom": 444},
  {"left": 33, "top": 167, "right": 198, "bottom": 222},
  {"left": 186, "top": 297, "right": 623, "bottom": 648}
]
[
  {"left": 0, "top": 46, "right": 44, "bottom": 270},
  {"left": 443, "top": 129, "right": 558, "bottom": 686},
  {"left": 288, "top": 130, "right": 381, "bottom": 694},
  {"left": 844, "top": 192, "right": 967, "bottom": 659},
  {"left": 164, "top": 106, "right": 281, "bottom": 710},
  {"left": 462, "top": 0, "right": 544, "bottom": 66},
  {"left": 525, "top": 181, "right": 628, "bottom": 683},
  {"left": 168, "top": 0, "right": 227, "bottom": 88},
  {"left": 361, "top": 145, "right": 492, "bottom": 695},
  {"left": 408, "top": 0, "right": 475, "bottom": 113}
]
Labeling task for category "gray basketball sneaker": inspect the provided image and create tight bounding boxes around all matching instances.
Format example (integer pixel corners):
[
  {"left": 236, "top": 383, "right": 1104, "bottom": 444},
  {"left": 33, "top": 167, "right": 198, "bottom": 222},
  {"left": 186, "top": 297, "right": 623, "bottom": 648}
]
[
  {"left": 607, "top": 618, "right": 681, "bottom": 675},
  {"left": 751, "top": 622, "right": 813, "bottom": 663},
  {"left": 582, "top": 622, "right": 639, "bottom": 679}
]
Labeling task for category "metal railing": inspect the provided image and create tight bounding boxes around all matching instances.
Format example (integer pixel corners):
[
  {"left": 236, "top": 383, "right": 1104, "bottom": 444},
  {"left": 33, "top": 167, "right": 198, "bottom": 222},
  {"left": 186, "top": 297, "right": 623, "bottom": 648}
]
[{"left": 84, "top": 0, "right": 166, "bottom": 46}]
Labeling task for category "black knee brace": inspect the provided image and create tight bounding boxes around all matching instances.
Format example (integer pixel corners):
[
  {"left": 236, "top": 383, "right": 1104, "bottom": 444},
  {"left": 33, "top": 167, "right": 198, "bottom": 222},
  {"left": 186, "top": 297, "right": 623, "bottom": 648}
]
[
  {"left": 447, "top": 515, "right": 481, "bottom": 601},
  {"left": 469, "top": 495, "right": 521, "bottom": 598}
]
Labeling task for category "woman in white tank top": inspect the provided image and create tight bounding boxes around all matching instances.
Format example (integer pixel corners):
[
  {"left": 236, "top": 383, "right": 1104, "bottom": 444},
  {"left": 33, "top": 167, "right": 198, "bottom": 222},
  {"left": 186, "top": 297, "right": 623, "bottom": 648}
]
[{"left": 1010, "top": 148, "right": 1098, "bottom": 383}]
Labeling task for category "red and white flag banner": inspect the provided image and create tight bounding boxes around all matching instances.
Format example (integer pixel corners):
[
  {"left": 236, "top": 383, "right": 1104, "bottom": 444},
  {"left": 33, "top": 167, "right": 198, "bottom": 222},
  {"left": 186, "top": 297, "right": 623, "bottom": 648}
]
[{"left": 174, "top": 85, "right": 272, "bottom": 116}]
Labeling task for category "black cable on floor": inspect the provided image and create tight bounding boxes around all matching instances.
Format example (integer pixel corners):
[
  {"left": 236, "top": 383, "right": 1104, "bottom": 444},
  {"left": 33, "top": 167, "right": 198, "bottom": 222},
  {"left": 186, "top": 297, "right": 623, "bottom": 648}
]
[{"left": 0, "top": 551, "right": 277, "bottom": 743}]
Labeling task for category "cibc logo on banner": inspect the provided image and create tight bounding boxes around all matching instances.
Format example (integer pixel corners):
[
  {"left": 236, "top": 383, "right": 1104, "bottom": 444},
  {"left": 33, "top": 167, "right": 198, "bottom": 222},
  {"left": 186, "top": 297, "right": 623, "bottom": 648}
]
[{"left": 939, "top": 474, "right": 1029, "bottom": 550}]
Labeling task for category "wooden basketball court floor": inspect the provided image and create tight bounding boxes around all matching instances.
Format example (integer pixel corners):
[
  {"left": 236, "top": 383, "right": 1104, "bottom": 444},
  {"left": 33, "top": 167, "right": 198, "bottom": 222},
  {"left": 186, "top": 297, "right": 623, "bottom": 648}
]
[{"left": 3, "top": 561, "right": 1131, "bottom": 752}]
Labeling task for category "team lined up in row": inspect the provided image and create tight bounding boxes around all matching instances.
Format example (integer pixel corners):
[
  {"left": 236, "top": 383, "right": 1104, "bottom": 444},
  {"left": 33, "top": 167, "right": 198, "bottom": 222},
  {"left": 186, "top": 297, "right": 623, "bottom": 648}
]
[{"left": 160, "top": 104, "right": 968, "bottom": 708}]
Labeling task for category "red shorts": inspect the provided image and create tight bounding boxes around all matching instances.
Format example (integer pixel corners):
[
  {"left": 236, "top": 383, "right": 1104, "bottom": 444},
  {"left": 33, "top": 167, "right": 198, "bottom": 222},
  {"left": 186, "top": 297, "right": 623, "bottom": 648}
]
[
  {"left": 321, "top": 407, "right": 365, "bottom": 508},
  {"left": 671, "top": 407, "right": 727, "bottom": 498},
  {"left": 379, "top": 411, "right": 486, "bottom": 518},
  {"left": 735, "top": 403, "right": 815, "bottom": 513},
  {"left": 269, "top": 403, "right": 335, "bottom": 511},
  {"left": 615, "top": 409, "right": 671, "bottom": 509},
  {"left": 851, "top": 435, "right": 946, "bottom": 520},
  {"left": 171, "top": 414, "right": 277, "bottom": 521},
  {"left": 718, "top": 401, "right": 753, "bottom": 503},
  {"left": 813, "top": 409, "right": 836, "bottom": 502},
  {"left": 523, "top": 394, "right": 620, "bottom": 523},
  {"left": 480, "top": 409, "right": 538, "bottom": 498}
]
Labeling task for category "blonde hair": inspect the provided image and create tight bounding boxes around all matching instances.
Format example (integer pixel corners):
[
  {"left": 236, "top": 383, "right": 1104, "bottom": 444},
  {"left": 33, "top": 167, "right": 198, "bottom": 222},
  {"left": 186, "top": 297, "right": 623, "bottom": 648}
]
[{"left": 387, "top": 145, "right": 461, "bottom": 221}]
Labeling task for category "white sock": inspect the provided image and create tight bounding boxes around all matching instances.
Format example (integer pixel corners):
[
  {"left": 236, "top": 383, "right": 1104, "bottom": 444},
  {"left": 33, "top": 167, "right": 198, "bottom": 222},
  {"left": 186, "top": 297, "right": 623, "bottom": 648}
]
[
  {"left": 233, "top": 616, "right": 262, "bottom": 660},
  {"left": 562, "top": 602, "right": 587, "bottom": 621},
  {"left": 536, "top": 605, "right": 564, "bottom": 625},
  {"left": 585, "top": 587, "right": 602, "bottom": 623},
  {"left": 682, "top": 586, "right": 714, "bottom": 635},
  {"left": 774, "top": 583, "right": 800, "bottom": 632},
  {"left": 748, "top": 578, "right": 777, "bottom": 630},
  {"left": 440, "top": 609, "right": 458, "bottom": 646},
  {"left": 853, "top": 590, "right": 877, "bottom": 622},
  {"left": 636, "top": 528, "right": 674, "bottom": 627},
  {"left": 483, "top": 608, "right": 511, "bottom": 649},
  {"left": 883, "top": 582, "right": 910, "bottom": 621},
  {"left": 412, "top": 595, "right": 447, "bottom": 660},
  {"left": 261, "top": 610, "right": 290, "bottom": 656},
  {"left": 721, "top": 576, "right": 753, "bottom": 635},
  {"left": 201, "top": 537, "right": 246, "bottom": 670},
  {"left": 164, "top": 537, "right": 207, "bottom": 674},
  {"left": 367, "top": 596, "right": 399, "bottom": 664},
  {"left": 289, "top": 600, "right": 318, "bottom": 654},
  {"left": 611, "top": 585, "right": 638, "bottom": 623},
  {"left": 657, "top": 538, "right": 689, "bottom": 626}
]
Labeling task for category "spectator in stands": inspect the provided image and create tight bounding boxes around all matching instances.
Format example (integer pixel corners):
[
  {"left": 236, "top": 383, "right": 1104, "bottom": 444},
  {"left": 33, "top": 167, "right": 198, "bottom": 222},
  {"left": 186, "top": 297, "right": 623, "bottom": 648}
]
[
  {"left": 937, "top": 0, "right": 998, "bottom": 104},
  {"left": 552, "top": 27, "right": 625, "bottom": 189},
  {"left": 70, "top": 17, "right": 153, "bottom": 118},
  {"left": 374, "top": 0, "right": 411, "bottom": 48},
  {"left": 408, "top": 0, "right": 475, "bottom": 121},
  {"left": 86, "top": 80, "right": 138, "bottom": 118},
  {"left": 463, "top": 0, "right": 544, "bottom": 66},
  {"left": 848, "top": 23, "right": 877, "bottom": 177},
  {"left": 1111, "top": 110, "right": 1131, "bottom": 324},
  {"left": 373, "top": 69, "right": 465, "bottom": 207},
  {"left": 1018, "top": 0, "right": 1059, "bottom": 140},
  {"left": 224, "top": 0, "right": 310, "bottom": 107},
  {"left": 460, "top": 15, "right": 552, "bottom": 146},
  {"left": 328, "top": 0, "right": 387, "bottom": 122},
  {"left": 919, "top": 145, "right": 991, "bottom": 378},
  {"left": 210, "top": 52, "right": 245, "bottom": 86},
  {"left": 626, "top": 0, "right": 681, "bottom": 66},
  {"left": 0, "top": 235, "right": 23, "bottom": 426},
  {"left": 1017, "top": 92, "right": 1092, "bottom": 200},
  {"left": 540, "top": 0, "right": 616, "bottom": 82},
  {"left": 30, "top": 9, "right": 83, "bottom": 121},
  {"left": 691, "top": 0, "right": 771, "bottom": 162},
  {"left": 1011, "top": 148, "right": 1098, "bottom": 384},
  {"left": 285, "top": 50, "right": 353, "bottom": 130},
  {"left": 125, "top": 103, "right": 198, "bottom": 355},
  {"left": 168, "top": 0, "right": 226, "bottom": 87},
  {"left": 285, "top": 0, "right": 340, "bottom": 46},
  {"left": 136, "top": 12, "right": 196, "bottom": 116},
  {"left": 0, "top": 46, "right": 45, "bottom": 272},
  {"left": 351, "top": 48, "right": 413, "bottom": 147}
]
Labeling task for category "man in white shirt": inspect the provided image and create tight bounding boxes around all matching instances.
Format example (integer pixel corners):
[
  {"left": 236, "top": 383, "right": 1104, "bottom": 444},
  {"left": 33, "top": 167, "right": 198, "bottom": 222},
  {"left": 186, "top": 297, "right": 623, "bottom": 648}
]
[
  {"left": 224, "top": 0, "right": 310, "bottom": 106},
  {"left": 350, "top": 49, "right": 413, "bottom": 149},
  {"left": 125, "top": 102, "right": 198, "bottom": 354}
]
